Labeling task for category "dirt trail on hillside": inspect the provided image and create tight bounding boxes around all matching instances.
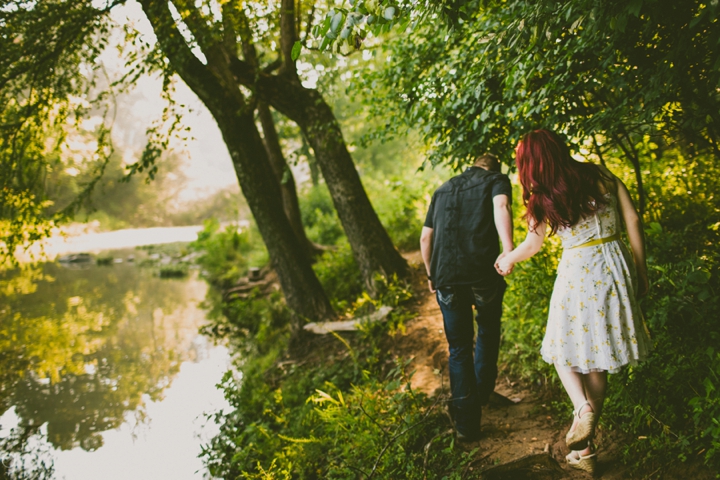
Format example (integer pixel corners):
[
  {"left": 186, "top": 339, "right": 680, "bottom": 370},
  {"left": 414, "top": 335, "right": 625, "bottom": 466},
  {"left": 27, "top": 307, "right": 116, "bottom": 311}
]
[{"left": 393, "top": 252, "right": 633, "bottom": 479}]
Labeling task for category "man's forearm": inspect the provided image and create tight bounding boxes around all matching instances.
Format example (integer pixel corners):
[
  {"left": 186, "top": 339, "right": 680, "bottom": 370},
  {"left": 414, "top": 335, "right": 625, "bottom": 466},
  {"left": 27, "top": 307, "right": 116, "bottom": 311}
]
[
  {"left": 420, "top": 227, "right": 433, "bottom": 275},
  {"left": 494, "top": 204, "right": 514, "bottom": 252}
]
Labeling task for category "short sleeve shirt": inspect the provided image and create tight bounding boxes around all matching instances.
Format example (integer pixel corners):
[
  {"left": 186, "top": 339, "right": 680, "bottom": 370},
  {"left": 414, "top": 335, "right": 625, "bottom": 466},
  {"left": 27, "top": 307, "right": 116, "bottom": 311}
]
[{"left": 424, "top": 167, "right": 512, "bottom": 288}]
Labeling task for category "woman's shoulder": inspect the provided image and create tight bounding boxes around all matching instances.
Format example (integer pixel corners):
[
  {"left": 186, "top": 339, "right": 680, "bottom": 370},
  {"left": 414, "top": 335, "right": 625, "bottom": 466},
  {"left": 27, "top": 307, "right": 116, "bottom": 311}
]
[{"left": 594, "top": 164, "right": 618, "bottom": 195}]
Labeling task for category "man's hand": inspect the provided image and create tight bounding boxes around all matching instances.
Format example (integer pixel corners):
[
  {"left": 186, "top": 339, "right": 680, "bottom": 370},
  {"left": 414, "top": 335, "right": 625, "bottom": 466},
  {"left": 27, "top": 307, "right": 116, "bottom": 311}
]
[
  {"left": 428, "top": 279, "right": 436, "bottom": 293},
  {"left": 494, "top": 251, "right": 515, "bottom": 276}
]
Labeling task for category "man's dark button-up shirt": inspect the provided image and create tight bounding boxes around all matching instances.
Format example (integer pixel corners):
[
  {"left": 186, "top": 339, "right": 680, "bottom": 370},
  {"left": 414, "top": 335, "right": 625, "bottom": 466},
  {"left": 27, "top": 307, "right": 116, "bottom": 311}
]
[{"left": 424, "top": 167, "right": 512, "bottom": 289}]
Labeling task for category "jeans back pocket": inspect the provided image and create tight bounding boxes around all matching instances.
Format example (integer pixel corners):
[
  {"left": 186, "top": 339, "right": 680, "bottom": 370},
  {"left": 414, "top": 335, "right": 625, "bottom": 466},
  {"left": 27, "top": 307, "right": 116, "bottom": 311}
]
[
  {"left": 471, "top": 281, "right": 505, "bottom": 308},
  {"left": 437, "top": 287, "right": 455, "bottom": 307}
]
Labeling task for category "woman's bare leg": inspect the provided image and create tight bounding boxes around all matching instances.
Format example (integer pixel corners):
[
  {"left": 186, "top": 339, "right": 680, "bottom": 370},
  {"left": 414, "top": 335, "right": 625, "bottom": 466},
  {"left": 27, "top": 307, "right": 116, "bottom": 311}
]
[
  {"left": 555, "top": 365, "right": 599, "bottom": 456},
  {"left": 583, "top": 370, "right": 607, "bottom": 418},
  {"left": 555, "top": 365, "right": 590, "bottom": 412}
]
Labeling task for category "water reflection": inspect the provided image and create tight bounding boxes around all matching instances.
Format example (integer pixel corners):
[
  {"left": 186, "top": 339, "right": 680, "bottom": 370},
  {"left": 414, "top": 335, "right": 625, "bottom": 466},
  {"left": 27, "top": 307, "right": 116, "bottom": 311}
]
[{"left": 0, "top": 252, "right": 221, "bottom": 462}]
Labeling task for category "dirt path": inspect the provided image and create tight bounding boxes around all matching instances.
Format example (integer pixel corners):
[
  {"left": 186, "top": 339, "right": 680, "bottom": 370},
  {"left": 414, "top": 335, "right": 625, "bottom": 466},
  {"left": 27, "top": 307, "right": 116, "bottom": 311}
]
[{"left": 393, "top": 252, "right": 632, "bottom": 479}]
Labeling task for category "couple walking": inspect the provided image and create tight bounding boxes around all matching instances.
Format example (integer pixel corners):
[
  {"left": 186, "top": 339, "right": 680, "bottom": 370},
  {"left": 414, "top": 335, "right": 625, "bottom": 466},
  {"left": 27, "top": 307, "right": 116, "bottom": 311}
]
[{"left": 420, "top": 129, "right": 652, "bottom": 474}]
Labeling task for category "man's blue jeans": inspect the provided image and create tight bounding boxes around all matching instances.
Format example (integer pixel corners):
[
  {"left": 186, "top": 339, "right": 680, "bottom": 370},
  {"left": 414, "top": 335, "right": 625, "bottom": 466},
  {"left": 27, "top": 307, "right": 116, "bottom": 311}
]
[{"left": 436, "top": 279, "right": 506, "bottom": 438}]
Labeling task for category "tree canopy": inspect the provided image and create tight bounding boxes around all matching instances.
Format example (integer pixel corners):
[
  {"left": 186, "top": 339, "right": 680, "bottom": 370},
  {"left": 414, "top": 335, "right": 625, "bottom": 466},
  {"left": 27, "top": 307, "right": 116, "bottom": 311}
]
[
  {"left": 360, "top": 0, "right": 720, "bottom": 212},
  {"left": 0, "top": 1, "right": 121, "bottom": 261}
]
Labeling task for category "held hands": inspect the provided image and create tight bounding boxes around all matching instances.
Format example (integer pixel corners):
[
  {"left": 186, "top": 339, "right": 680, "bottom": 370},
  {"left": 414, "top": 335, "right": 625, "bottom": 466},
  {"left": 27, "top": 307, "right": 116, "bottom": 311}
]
[{"left": 495, "top": 251, "right": 515, "bottom": 276}]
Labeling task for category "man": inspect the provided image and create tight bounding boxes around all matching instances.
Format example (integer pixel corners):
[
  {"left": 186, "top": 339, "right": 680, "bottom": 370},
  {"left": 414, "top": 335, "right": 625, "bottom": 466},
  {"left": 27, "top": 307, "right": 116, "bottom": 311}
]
[{"left": 420, "top": 153, "right": 514, "bottom": 441}]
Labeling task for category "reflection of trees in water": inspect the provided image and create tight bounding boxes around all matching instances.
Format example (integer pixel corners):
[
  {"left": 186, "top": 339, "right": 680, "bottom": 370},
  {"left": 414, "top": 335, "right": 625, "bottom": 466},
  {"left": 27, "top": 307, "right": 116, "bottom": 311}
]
[{"left": 0, "top": 261, "right": 206, "bottom": 452}]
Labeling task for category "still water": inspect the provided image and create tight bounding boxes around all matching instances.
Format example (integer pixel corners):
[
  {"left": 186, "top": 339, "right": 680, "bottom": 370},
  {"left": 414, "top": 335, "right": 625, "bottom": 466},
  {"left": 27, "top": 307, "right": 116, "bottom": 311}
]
[{"left": 0, "top": 244, "right": 231, "bottom": 480}]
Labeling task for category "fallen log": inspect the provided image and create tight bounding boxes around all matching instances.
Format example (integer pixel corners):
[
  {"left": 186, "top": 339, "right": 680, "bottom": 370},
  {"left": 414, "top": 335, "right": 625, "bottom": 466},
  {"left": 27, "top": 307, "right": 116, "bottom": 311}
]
[{"left": 303, "top": 306, "right": 394, "bottom": 334}]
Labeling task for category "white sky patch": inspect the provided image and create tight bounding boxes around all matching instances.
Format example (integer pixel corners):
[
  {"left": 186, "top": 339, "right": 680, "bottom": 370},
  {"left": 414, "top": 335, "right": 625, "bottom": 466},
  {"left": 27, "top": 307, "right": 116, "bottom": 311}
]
[
  {"left": 167, "top": 1, "right": 208, "bottom": 64},
  {"left": 80, "top": 116, "right": 104, "bottom": 131},
  {"left": 83, "top": 1, "right": 237, "bottom": 203},
  {"left": 202, "top": 0, "right": 223, "bottom": 22},
  {"left": 298, "top": 60, "right": 320, "bottom": 89}
]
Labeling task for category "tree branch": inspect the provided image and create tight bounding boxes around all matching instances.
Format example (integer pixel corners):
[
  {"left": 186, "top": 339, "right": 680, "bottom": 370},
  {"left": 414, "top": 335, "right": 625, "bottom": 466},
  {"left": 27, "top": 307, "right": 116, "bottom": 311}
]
[
  {"left": 169, "top": 0, "right": 228, "bottom": 70},
  {"left": 279, "top": 0, "right": 298, "bottom": 77},
  {"left": 221, "top": 2, "right": 239, "bottom": 58},
  {"left": 612, "top": 131, "right": 646, "bottom": 215},
  {"left": 139, "top": 0, "right": 242, "bottom": 112},
  {"left": 263, "top": 58, "right": 283, "bottom": 74},
  {"left": 301, "top": 4, "right": 316, "bottom": 44}
]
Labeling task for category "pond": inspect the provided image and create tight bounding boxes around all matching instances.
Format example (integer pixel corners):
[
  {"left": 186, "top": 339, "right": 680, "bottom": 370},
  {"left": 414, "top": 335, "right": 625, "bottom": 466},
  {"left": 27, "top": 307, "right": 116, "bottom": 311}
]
[{"left": 0, "top": 240, "right": 231, "bottom": 480}]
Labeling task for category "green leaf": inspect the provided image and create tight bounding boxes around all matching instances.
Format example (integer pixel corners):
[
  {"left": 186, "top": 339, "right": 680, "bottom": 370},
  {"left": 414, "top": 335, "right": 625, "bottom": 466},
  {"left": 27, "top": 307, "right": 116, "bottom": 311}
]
[
  {"left": 291, "top": 41, "right": 302, "bottom": 61},
  {"left": 628, "top": 0, "right": 643, "bottom": 17},
  {"left": 319, "top": 15, "right": 332, "bottom": 37},
  {"left": 687, "top": 270, "right": 711, "bottom": 285}
]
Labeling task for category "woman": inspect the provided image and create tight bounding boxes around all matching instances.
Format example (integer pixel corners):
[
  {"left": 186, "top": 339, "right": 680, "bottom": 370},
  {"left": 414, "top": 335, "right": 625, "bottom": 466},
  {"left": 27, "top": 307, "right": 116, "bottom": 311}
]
[{"left": 495, "top": 129, "right": 652, "bottom": 474}]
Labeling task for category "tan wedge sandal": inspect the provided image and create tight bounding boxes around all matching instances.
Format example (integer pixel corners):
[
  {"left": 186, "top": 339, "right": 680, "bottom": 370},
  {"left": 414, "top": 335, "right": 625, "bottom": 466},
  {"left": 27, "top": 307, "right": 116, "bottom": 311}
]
[
  {"left": 566, "top": 447, "right": 597, "bottom": 475},
  {"left": 565, "top": 400, "right": 597, "bottom": 450}
]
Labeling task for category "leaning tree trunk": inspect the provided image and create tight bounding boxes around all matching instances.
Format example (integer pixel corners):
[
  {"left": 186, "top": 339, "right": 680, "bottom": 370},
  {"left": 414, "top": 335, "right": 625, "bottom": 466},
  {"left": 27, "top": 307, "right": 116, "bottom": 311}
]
[
  {"left": 217, "top": 107, "right": 335, "bottom": 323},
  {"left": 297, "top": 90, "right": 409, "bottom": 291},
  {"left": 257, "top": 102, "right": 320, "bottom": 258},
  {"left": 140, "top": 0, "right": 335, "bottom": 324},
  {"left": 261, "top": 82, "right": 409, "bottom": 292},
  {"left": 229, "top": 0, "right": 408, "bottom": 293}
]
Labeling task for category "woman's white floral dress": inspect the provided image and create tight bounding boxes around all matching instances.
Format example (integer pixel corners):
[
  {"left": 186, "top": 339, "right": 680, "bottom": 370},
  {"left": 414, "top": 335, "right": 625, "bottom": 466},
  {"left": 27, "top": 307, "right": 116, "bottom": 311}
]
[{"left": 541, "top": 193, "right": 652, "bottom": 373}]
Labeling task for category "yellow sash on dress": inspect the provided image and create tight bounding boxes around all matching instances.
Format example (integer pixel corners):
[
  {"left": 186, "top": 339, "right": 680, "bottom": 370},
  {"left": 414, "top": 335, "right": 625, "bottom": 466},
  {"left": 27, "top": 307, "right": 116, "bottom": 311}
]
[{"left": 569, "top": 232, "right": 621, "bottom": 249}]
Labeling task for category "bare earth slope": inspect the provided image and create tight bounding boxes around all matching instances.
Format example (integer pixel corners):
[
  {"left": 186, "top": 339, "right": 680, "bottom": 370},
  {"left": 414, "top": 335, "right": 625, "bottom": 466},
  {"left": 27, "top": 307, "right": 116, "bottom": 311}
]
[{"left": 394, "top": 252, "right": 643, "bottom": 479}]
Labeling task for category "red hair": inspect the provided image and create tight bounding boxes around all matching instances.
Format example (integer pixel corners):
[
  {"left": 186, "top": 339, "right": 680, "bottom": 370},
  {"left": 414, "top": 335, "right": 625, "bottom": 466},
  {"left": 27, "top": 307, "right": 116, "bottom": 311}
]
[{"left": 516, "top": 129, "right": 610, "bottom": 234}]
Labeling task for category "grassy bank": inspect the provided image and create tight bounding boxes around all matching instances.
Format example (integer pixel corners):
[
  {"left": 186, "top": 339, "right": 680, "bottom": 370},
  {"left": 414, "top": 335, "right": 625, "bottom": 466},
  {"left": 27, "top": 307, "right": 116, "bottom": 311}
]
[
  {"left": 195, "top": 150, "right": 719, "bottom": 478},
  {"left": 193, "top": 176, "right": 481, "bottom": 479}
]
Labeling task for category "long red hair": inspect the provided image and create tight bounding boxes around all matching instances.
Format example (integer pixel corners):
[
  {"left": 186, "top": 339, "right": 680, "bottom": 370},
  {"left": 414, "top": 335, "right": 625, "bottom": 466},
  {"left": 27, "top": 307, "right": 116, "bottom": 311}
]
[{"left": 516, "top": 129, "right": 610, "bottom": 234}]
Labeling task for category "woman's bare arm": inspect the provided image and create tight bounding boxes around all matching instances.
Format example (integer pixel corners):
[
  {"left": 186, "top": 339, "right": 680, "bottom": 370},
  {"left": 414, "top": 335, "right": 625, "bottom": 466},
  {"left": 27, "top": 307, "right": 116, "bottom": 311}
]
[
  {"left": 495, "top": 221, "right": 546, "bottom": 275},
  {"left": 615, "top": 177, "right": 649, "bottom": 297}
]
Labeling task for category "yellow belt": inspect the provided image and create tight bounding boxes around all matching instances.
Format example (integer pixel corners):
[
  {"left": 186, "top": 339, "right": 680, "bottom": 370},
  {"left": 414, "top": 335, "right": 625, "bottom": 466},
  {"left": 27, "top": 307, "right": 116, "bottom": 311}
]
[{"left": 569, "top": 233, "right": 621, "bottom": 249}]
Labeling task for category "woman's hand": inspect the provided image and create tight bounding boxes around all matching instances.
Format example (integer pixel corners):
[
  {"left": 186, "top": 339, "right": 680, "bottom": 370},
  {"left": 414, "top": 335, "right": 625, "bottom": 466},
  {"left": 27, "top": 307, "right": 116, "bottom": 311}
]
[{"left": 495, "top": 252, "right": 515, "bottom": 276}]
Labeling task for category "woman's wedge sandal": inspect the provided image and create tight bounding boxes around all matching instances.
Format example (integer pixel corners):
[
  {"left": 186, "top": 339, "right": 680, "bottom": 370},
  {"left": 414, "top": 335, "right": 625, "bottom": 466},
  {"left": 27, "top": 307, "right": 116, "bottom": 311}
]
[
  {"left": 566, "top": 447, "right": 597, "bottom": 475},
  {"left": 565, "top": 400, "right": 597, "bottom": 451}
]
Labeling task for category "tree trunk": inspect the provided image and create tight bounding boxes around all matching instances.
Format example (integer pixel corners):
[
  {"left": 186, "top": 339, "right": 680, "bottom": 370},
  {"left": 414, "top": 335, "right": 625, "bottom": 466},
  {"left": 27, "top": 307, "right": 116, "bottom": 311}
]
[
  {"left": 140, "top": 0, "right": 335, "bottom": 324},
  {"left": 303, "top": 134, "right": 320, "bottom": 187},
  {"left": 297, "top": 90, "right": 408, "bottom": 291},
  {"left": 228, "top": 0, "right": 408, "bottom": 292},
  {"left": 230, "top": 67, "right": 408, "bottom": 291},
  {"left": 218, "top": 107, "right": 335, "bottom": 323},
  {"left": 257, "top": 102, "right": 320, "bottom": 257}
]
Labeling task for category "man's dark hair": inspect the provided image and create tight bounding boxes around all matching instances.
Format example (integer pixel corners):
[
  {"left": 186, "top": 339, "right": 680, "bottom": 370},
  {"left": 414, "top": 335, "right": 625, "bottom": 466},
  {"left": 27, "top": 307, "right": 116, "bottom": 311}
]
[{"left": 474, "top": 153, "right": 500, "bottom": 172}]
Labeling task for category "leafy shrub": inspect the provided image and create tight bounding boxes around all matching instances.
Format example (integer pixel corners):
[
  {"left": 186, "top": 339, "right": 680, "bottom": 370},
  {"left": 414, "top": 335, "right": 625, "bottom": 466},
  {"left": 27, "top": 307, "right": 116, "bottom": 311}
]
[
  {"left": 200, "top": 291, "right": 292, "bottom": 356},
  {"left": 603, "top": 247, "right": 720, "bottom": 474},
  {"left": 157, "top": 264, "right": 188, "bottom": 278},
  {"left": 190, "top": 218, "right": 266, "bottom": 289},
  {"left": 203, "top": 350, "right": 474, "bottom": 479},
  {"left": 499, "top": 149, "right": 720, "bottom": 475},
  {"left": 499, "top": 237, "right": 560, "bottom": 385},
  {"left": 198, "top": 264, "right": 475, "bottom": 480},
  {"left": 299, "top": 185, "right": 344, "bottom": 246},
  {"left": 366, "top": 177, "right": 427, "bottom": 252},
  {"left": 312, "top": 240, "right": 364, "bottom": 312}
]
